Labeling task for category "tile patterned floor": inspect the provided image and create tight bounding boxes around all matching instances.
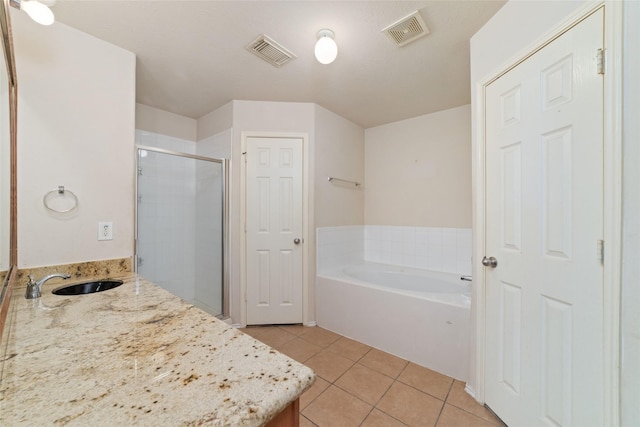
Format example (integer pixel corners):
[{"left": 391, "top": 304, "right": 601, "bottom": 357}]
[{"left": 240, "top": 325, "right": 506, "bottom": 427}]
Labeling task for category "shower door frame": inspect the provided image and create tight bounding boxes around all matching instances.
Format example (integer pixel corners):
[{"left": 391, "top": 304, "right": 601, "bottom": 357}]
[{"left": 134, "top": 145, "right": 230, "bottom": 319}]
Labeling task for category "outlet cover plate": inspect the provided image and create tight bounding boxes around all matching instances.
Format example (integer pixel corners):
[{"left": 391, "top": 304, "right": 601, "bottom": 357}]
[{"left": 98, "top": 222, "right": 113, "bottom": 241}]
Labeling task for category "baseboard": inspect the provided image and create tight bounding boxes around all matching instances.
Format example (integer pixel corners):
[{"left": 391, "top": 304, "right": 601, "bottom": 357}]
[{"left": 464, "top": 384, "right": 477, "bottom": 401}]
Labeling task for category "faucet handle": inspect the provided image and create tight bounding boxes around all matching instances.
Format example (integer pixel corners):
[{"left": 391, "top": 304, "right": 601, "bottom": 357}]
[{"left": 25, "top": 275, "right": 39, "bottom": 299}]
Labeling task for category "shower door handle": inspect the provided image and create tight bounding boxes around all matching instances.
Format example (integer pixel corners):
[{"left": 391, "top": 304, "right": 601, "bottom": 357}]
[{"left": 293, "top": 238, "right": 301, "bottom": 245}]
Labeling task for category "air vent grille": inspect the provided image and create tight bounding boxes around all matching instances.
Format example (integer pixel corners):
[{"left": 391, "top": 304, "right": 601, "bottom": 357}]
[
  {"left": 382, "top": 11, "right": 430, "bottom": 47},
  {"left": 247, "top": 34, "right": 296, "bottom": 68}
]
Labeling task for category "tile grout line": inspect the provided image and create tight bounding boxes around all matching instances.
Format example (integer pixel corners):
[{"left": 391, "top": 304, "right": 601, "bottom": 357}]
[
  {"left": 357, "top": 406, "right": 376, "bottom": 427},
  {"left": 393, "top": 372, "right": 452, "bottom": 403},
  {"left": 298, "top": 333, "right": 361, "bottom": 421},
  {"left": 310, "top": 335, "right": 412, "bottom": 425},
  {"left": 362, "top": 376, "right": 411, "bottom": 427},
  {"left": 442, "top": 378, "right": 455, "bottom": 402},
  {"left": 432, "top": 380, "right": 456, "bottom": 427},
  {"left": 443, "top": 382, "right": 505, "bottom": 426},
  {"left": 332, "top": 357, "right": 433, "bottom": 426},
  {"left": 304, "top": 342, "right": 385, "bottom": 426},
  {"left": 301, "top": 414, "right": 319, "bottom": 427},
  {"left": 257, "top": 326, "right": 490, "bottom": 426}
]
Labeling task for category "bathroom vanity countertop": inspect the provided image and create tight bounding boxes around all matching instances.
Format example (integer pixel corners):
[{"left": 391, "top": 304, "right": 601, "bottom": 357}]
[{"left": 0, "top": 275, "right": 315, "bottom": 426}]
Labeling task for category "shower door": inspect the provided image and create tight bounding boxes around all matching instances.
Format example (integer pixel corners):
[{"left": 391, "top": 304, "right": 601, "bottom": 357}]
[{"left": 136, "top": 146, "right": 227, "bottom": 318}]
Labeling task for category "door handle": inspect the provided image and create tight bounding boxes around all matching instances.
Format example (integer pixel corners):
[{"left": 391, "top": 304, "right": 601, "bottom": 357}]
[
  {"left": 482, "top": 256, "right": 498, "bottom": 268},
  {"left": 293, "top": 238, "right": 301, "bottom": 245}
]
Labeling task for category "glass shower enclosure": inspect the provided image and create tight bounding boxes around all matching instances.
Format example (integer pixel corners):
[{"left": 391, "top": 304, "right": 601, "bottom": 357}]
[{"left": 135, "top": 145, "right": 228, "bottom": 318}]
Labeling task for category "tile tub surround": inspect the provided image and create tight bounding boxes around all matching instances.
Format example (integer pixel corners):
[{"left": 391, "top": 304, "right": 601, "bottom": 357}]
[
  {"left": 0, "top": 275, "right": 315, "bottom": 426},
  {"left": 317, "top": 225, "right": 472, "bottom": 275}
]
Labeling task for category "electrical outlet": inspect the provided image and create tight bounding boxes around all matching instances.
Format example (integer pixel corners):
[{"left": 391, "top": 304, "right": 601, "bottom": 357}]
[{"left": 98, "top": 222, "right": 113, "bottom": 241}]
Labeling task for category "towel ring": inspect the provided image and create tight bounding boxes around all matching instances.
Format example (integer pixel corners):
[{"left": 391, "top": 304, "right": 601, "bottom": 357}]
[{"left": 43, "top": 186, "right": 78, "bottom": 213}]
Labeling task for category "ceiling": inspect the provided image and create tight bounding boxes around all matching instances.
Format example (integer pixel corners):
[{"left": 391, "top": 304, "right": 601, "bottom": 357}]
[{"left": 52, "top": 1, "right": 505, "bottom": 129}]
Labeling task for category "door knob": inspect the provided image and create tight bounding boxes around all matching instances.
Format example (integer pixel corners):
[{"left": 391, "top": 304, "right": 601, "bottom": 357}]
[
  {"left": 293, "top": 238, "right": 301, "bottom": 245},
  {"left": 482, "top": 256, "right": 498, "bottom": 268}
]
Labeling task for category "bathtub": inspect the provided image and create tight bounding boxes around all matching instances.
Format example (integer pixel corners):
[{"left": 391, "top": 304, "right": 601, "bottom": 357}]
[{"left": 316, "top": 262, "right": 471, "bottom": 380}]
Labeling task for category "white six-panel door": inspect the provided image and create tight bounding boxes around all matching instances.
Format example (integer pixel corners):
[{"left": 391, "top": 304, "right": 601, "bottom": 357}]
[
  {"left": 484, "top": 8, "right": 604, "bottom": 426},
  {"left": 246, "top": 136, "right": 303, "bottom": 325}
]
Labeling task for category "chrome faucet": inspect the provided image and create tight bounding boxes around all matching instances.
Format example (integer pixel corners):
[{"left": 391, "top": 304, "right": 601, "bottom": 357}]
[{"left": 25, "top": 273, "right": 71, "bottom": 299}]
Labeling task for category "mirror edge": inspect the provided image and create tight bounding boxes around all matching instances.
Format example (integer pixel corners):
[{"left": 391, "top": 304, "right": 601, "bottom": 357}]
[{"left": 0, "top": 0, "right": 18, "bottom": 341}]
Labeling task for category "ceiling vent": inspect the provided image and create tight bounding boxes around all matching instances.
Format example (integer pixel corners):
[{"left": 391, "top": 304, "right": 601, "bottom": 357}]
[
  {"left": 382, "top": 10, "right": 430, "bottom": 47},
  {"left": 246, "top": 34, "right": 296, "bottom": 68}
]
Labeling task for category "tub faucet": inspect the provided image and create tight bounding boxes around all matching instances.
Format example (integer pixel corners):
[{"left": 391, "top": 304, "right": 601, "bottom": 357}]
[
  {"left": 460, "top": 275, "right": 472, "bottom": 282},
  {"left": 25, "top": 273, "right": 71, "bottom": 299}
]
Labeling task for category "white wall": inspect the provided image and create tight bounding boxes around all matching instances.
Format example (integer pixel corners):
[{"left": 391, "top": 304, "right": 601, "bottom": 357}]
[
  {"left": 197, "top": 129, "right": 232, "bottom": 160},
  {"left": 621, "top": 1, "right": 640, "bottom": 424},
  {"left": 312, "top": 105, "right": 364, "bottom": 326},
  {"left": 365, "top": 105, "right": 471, "bottom": 228},
  {"left": 136, "top": 103, "right": 196, "bottom": 142},
  {"left": 314, "top": 105, "right": 364, "bottom": 228},
  {"left": 197, "top": 101, "right": 233, "bottom": 141},
  {"left": 470, "top": 1, "right": 591, "bottom": 85},
  {"left": 13, "top": 13, "right": 136, "bottom": 268},
  {"left": 136, "top": 129, "right": 195, "bottom": 154},
  {"left": 230, "top": 101, "right": 315, "bottom": 325}
]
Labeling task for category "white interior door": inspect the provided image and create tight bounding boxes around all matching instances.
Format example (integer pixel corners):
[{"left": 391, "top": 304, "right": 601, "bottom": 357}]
[
  {"left": 246, "top": 136, "right": 303, "bottom": 325},
  {"left": 484, "top": 9, "right": 604, "bottom": 426}
]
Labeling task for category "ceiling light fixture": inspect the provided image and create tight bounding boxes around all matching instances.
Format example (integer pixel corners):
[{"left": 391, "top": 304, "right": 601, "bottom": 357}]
[
  {"left": 314, "top": 29, "right": 337, "bottom": 65},
  {"left": 9, "top": 0, "right": 55, "bottom": 26}
]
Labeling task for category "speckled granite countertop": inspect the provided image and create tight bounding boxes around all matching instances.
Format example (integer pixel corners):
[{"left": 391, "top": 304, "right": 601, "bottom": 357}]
[{"left": 0, "top": 275, "right": 315, "bottom": 426}]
